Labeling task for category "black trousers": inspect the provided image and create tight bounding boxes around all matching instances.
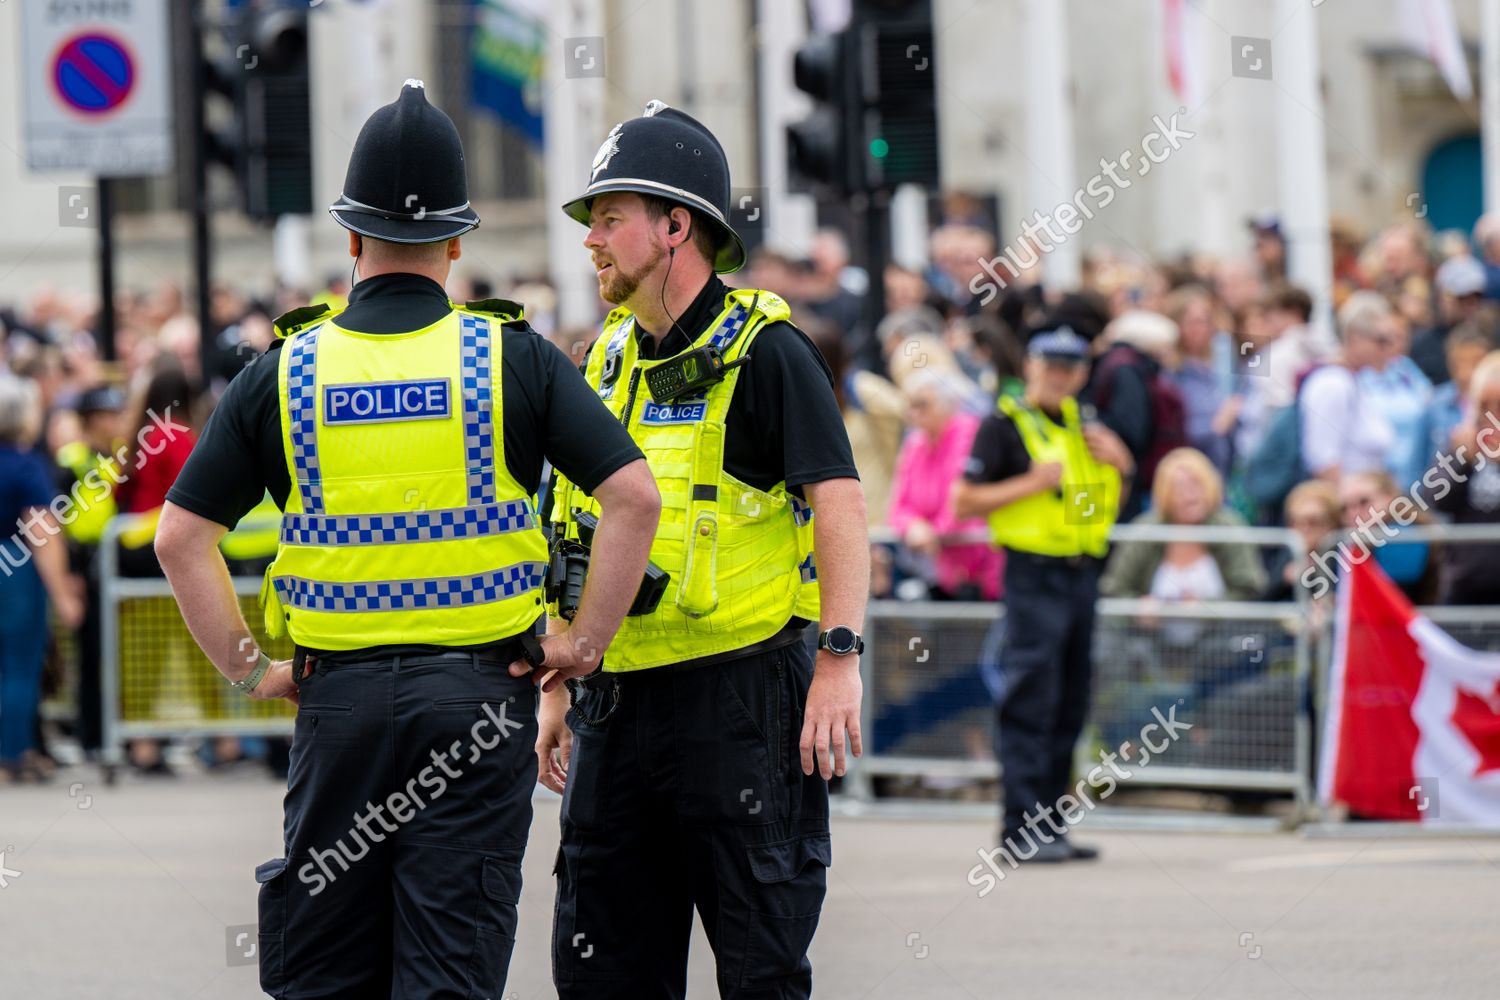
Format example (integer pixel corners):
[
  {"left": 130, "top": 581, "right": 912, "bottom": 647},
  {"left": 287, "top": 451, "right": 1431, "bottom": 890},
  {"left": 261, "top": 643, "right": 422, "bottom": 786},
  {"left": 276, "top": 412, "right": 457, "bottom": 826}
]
[
  {"left": 553, "top": 638, "right": 831, "bottom": 1000},
  {"left": 256, "top": 647, "right": 536, "bottom": 999},
  {"left": 995, "top": 551, "right": 1100, "bottom": 838}
]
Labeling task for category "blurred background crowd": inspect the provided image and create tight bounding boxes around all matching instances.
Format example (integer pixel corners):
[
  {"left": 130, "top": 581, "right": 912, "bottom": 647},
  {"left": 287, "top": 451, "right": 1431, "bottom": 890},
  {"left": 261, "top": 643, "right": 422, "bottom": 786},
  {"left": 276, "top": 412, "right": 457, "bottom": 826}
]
[{"left": 4, "top": 199, "right": 1500, "bottom": 782}]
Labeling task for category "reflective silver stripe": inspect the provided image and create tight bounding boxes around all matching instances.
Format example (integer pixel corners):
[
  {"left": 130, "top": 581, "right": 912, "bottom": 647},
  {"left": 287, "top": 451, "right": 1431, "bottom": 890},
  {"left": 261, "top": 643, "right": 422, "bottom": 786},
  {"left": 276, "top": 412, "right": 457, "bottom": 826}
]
[
  {"left": 328, "top": 193, "right": 476, "bottom": 220},
  {"left": 279, "top": 500, "right": 534, "bottom": 547},
  {"left": 286, "top": 326, "right": 325, "bottom": 514},
  {"left": 272, "top": 561, "right": 546, "bottom": 613},
  {"left": 460, "top": 315, "right": 496, "bottom": 505}
]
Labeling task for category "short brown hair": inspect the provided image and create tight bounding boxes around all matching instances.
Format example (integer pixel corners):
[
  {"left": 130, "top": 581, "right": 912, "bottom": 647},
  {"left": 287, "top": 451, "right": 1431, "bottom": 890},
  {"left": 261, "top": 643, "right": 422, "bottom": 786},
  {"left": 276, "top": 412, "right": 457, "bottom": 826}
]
[
  {"left": 640, "top": 195, "right": 719, "bottom": 263},
  {"left": 1267, "top": 284, "right": 1313, "bottom": 322}
]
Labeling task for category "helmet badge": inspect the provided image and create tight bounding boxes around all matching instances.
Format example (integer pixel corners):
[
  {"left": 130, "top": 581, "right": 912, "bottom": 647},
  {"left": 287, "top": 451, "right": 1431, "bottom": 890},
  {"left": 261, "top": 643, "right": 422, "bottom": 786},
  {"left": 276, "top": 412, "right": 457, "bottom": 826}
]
[{"left": 591, "top": 122, "right": 624, "bottom": 181}]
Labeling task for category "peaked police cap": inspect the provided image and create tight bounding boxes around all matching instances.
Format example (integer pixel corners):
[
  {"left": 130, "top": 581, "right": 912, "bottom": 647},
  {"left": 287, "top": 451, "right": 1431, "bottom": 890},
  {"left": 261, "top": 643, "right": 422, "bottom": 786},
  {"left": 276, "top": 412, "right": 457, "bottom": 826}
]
[
  {"left": 329, "top": 80, "right": 480, "bottom": 245},
  {"left": 562, "top": 100, "right": 747, "bottom": 274}
]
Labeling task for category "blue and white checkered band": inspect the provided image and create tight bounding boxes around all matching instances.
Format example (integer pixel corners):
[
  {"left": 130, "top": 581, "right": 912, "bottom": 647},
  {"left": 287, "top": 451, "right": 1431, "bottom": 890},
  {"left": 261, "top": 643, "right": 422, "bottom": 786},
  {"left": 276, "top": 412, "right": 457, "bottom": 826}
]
[
  {"left": 460, "top": 315, "right": 496, "bottom": 505},
  {"left": 708, "top": 304, "right": 751, "bottom": 351},
  {"left": 599, "top": 316, "right": 635, "bottom": 400},
  {"left": 273, "top": 560, "right": 546, "bottom": 613},
  {"left": 286, "top": 325, "right": 326, "bottom": 514},
  {"left": 279, "top": 499, "right": 534, "bottom": 547},
  {"left": 790, "top": 495, "right": 814, "bottom": 527},
  {"left": 799, "top": 553, "right": 818, "bottom": 583}
]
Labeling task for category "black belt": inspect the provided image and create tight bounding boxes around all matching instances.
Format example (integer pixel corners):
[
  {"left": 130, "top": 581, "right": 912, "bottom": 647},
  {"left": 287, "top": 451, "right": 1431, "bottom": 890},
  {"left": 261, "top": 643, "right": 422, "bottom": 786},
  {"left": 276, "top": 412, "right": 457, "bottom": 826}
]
[
  {"left": 570, "top": 621, "right": 809, "bottom": 692},
  {"left": 1005, "top": 549, "right": 1102, "bottom": 570},
  {"left": 295, "top": 637, "right": 529, "bottom": 678}
]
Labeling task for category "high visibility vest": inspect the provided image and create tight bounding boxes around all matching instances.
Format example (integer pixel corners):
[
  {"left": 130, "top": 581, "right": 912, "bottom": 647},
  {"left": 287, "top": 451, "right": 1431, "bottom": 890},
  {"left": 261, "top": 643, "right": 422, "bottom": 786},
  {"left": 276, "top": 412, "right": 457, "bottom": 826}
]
[
  {"left": 261, "top": 304, "right": 549, "bottom": 651},
  {"left": 549, "top": 288, "right": 819, "bottom": 672},
  {"left": 55, "top": 441, "right": 121, "bottom": 546},
  {"left": 987, "top": 395, "right": 1121, "bottom": 558},
  {"left": 219, "top": 493, "right": 281, "bottom": 562}
]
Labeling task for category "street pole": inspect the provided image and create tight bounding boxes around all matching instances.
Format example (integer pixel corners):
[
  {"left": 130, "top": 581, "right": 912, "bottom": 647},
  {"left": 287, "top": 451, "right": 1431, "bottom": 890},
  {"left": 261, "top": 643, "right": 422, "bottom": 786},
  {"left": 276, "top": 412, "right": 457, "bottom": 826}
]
[
  {"left": 190, "top": 0, "right": 214, "bottom": 381},
  {"left": 1273, "top": 0, "right": 1334, "bottom": 336},
  {"left": 1021, "top": 0, "right": 1080, "bottom": 290},
  {"left": 1483, "top": 0, "right": 1500, "bottom": 213},
  {"left": 95, "top": 177, "right": 116, "bottom": 362},
  {"left": 544, "top": 0, "right": 606, "bottom": 330}
]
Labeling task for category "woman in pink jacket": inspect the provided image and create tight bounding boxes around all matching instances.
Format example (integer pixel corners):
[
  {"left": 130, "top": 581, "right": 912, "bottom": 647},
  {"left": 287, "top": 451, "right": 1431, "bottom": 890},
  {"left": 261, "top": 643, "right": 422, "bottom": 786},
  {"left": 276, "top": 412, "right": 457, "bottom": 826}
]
[{"left": 888, "top": 370, "right": 1003, "bottom": 600}]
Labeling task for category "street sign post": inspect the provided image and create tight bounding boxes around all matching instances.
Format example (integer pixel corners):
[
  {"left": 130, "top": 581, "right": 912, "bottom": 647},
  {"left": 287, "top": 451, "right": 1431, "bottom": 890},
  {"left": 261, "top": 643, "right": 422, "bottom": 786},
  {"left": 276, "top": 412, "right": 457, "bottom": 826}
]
[{"left": 20, "top": 0, "right": 174, "bottom": 176}]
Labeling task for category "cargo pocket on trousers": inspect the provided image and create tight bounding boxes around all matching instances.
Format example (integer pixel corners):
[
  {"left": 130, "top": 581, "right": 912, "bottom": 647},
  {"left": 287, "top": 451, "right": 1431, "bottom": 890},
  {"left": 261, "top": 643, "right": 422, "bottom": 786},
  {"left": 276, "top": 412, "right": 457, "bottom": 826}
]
[
  {"left": 466, "top": 855, "right": 522, "bottom": 999},
  {"left": 255, "top": 857, "right": 288, "bottom": 997},
  {"left": 741, "top": 834, "right": 831, "bottom": 989}
]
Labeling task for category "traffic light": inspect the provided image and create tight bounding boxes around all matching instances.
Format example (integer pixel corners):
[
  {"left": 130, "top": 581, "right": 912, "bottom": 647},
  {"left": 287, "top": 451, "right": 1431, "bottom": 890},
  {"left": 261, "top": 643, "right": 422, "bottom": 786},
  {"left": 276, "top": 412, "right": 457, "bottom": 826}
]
[
  {"left": 196, "top": 5, "right": 312, "bottom": 221},
  {"left": 235, "top": 7, "right": 313, "bottom": 220},
  {"left": 855, "top": 11, "right": 939, "bottom": 190},
  {"left": 786, "top": 31, "right": 859, "bottom": 195},
  {"left": 785, "top": 1, "right": 939, "bottom": 196}
]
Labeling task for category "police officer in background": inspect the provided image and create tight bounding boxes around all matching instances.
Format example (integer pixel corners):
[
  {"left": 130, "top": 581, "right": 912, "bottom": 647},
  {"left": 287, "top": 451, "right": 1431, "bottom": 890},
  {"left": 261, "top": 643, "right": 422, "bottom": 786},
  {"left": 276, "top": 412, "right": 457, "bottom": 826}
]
[
  {"left": 56, "top": 385, "right": 125, "bottom": 761},
  {"left": 155, "top": 81, "right": 660, "bottom": 998},
  {"left": 536, "top": 100, "right": 868, "bottom": 999},
  {"left": 953, "top": 327, "right": 1134, "bottom": 863}
]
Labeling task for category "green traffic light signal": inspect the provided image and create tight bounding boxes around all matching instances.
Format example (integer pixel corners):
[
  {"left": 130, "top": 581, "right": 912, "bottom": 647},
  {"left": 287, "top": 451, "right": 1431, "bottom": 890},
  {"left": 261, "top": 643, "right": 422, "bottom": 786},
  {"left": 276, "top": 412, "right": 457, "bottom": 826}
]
[{"left": 869, "top": 138, "right": 890, "bottom": 158}]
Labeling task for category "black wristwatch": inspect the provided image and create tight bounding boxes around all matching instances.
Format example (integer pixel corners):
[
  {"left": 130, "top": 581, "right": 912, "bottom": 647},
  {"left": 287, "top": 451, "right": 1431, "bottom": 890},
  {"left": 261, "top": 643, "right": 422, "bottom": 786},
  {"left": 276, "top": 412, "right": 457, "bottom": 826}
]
[{"left": 817, "top": 625, "right": 865, "bottom": 656}]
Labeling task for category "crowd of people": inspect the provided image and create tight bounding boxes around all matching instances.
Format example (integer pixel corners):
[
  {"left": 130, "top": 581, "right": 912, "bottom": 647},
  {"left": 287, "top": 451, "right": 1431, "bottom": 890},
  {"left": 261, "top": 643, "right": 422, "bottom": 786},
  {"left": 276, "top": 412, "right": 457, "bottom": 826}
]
[
  {"left": 3, "top": 193, "right": 1500, "bottom": 783},
  {"left": 768, "top": 208, "right": 1500, "bottom": 619}
]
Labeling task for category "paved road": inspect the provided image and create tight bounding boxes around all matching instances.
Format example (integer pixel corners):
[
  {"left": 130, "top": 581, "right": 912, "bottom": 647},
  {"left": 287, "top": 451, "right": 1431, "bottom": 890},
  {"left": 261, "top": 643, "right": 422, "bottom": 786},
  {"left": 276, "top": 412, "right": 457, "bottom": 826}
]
[{"left": 1, "top": 768, "right": 1497, "bottom": 999}]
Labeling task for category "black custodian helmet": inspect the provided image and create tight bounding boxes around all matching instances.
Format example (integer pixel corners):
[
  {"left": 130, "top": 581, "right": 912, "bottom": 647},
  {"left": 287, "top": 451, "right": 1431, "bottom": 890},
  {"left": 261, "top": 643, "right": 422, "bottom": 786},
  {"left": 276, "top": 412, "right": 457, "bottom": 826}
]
[
  {"left": 562, "top": 100, "right": 747, "bottom": 274},
  {"left": 329, "top": 80, "right": 480, "bottom": 245}
]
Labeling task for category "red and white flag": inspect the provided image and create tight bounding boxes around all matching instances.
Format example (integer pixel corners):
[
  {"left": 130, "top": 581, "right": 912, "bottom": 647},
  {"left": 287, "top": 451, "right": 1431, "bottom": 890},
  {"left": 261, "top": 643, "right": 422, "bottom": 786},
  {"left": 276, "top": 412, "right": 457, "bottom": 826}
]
[
  {"left": 1162, "top": 0, "right": 1204, "bottom": 110},
  {"left": 1320, "top": 559, "right": 1500, "bottom": 823},
  {"left": 1399, "top": 0, "right": 1474, "bottom": 101}
]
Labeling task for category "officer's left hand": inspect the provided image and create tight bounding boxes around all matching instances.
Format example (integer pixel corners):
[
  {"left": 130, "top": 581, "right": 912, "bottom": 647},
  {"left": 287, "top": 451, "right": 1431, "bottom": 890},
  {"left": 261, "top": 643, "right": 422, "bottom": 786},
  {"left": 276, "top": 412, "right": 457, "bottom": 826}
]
[
  {"left": 507, "top": 630, "right": 602, "bottom": 694},
  {"left": 801, "top": 653, "right": 864, "bottom": 780},
  {"left": 1083, "top": 424, "right": 1134, "bottom": 475},
  {"left": 247, "top": 659, "right": 304, "bottom": 706}
]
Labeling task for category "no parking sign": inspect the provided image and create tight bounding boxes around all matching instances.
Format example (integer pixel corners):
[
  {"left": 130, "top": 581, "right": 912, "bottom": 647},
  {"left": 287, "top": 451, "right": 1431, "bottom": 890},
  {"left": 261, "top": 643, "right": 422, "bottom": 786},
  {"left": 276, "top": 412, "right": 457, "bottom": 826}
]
[{"left": 20, "top": 0, "right": 173, "bottom": 176}]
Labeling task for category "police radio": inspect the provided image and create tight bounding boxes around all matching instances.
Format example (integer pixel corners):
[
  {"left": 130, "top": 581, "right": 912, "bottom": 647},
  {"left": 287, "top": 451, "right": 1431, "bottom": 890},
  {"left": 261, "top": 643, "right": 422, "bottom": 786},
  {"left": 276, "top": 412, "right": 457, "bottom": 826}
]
[
  {"left": 546, "top": 510, "right": 670, "bottom": 621},
  {"left": 643, "top": 346, "right": 749, "bottom": 403}
]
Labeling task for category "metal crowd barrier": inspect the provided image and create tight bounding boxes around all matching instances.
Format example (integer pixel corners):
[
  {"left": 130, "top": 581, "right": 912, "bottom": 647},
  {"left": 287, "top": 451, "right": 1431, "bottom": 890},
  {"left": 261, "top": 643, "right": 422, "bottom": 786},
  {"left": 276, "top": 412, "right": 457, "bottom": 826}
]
[
  {"left": 98, "top": 517, "right": 294, "bottom": 770},
  {"left": 88, "top": 509, "right": 1500, "bottom": 818},
  {"left": 846, "top": 524, "right": 1315, "bottom": 805}
]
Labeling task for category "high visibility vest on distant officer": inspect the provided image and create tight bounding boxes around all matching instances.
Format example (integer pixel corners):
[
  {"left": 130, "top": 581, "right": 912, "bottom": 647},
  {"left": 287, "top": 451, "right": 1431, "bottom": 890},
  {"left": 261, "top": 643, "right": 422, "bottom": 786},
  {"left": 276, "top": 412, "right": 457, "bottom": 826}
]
[
  {"left": 987, "top": 394, "right": 1121, "bottom": 558},
  {"left": 55, "top": 441, "right": 121, "bottom": 546},
  {"left": 219, "top": 493, "right": 282, "bottom": 563},
  {"left": 261, "top": 302, "right": 549, "bottom": 651},
  {"left": 549, "top": 288, "right": 820, "bottom": 673}
]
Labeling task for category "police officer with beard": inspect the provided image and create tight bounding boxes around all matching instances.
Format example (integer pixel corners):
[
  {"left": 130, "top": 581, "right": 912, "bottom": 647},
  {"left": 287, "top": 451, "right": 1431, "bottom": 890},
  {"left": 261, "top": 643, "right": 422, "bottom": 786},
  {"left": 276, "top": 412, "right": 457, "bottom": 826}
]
[{"left": 537, "top": 100, "right": 868, "bottom": 999}]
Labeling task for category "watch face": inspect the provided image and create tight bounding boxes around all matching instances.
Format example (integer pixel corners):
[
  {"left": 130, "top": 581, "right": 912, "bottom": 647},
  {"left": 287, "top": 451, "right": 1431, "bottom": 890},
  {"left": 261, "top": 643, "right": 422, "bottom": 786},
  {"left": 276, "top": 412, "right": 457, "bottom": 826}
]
[{"left": 825, "top": 626, "right": 857, "bottom": 654}]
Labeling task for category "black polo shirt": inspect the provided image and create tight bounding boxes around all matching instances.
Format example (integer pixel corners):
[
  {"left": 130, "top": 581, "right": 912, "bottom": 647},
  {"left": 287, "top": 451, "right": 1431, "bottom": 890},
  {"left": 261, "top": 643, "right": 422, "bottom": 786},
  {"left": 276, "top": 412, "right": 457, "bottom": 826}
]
[
  {"left": 963, "top": 410, "right": 1037, "bottom": 485},
  {"left": 621, "top": 276, "right": 858, "bottom": 498},
  {"left": 167, "top": 273, "right": 643, "bottom": 529}
]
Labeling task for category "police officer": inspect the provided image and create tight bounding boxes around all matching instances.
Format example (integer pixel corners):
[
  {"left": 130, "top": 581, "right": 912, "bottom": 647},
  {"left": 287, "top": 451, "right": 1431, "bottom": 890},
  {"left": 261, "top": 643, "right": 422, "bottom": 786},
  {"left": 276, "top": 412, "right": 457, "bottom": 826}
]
[
  {"left": 155, "top": 81, "right": 660, "bottom": 998},
  {"left": 537, "top": 101, "right": 868, "bottom": 999},
  {"left": 56, "top": 385, "right": 125, "bottom": 760},
  {"left": 953, "top": 327, "right": 1134, "bottom": 862}
]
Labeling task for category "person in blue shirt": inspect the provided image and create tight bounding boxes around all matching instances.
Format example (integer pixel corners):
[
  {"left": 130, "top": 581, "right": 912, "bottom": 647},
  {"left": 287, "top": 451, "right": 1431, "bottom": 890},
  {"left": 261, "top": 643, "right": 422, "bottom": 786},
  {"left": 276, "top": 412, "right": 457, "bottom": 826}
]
[{"left": 0, "top": 374, "right": 83, "bottom": 783}]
